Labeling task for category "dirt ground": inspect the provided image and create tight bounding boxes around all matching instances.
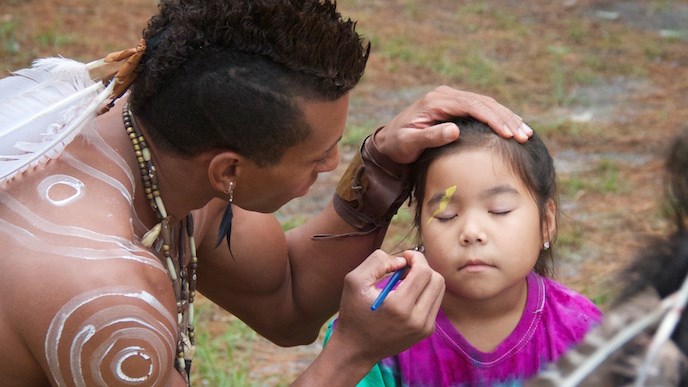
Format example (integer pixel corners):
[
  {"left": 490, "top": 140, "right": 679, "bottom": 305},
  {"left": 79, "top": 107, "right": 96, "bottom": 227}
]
[{"left": 2, "top": 0, "right": 688, "bottom": 384}]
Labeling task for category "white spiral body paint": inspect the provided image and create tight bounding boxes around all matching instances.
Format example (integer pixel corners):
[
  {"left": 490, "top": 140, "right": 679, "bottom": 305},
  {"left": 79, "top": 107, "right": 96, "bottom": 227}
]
[
  {"left": 61, "top": 152, "right": 132, "bottom": 204},
  {"left": 85, "top": 131, "right": 152, "bottom": 236},
  {"left": 114, "top": 348, "right": 152, "bottom": 383},
  {"left": 0, "top": 127, "right": 166, "bottom": 271},
  {"left": 86, "top": 131, "right": 136, "bottom": 190},
  {"left": 0, "top": 123, "right": 184, "bottom": 383},
  {"left": 45, "top": 287, "right": 176, "bottom": 386},
  {"left": 0, "top": 191, "right": 163, "bottom": 269}
]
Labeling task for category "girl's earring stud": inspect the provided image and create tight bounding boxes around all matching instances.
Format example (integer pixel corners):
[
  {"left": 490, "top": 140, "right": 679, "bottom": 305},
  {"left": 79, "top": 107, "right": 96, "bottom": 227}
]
[{"left": 544, "top": 241, "right": 550, "bottom": 250}]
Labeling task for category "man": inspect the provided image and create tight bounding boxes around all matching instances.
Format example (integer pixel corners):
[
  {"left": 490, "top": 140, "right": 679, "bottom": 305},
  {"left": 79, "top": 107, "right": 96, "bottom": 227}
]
[{"left": 0, "top": 0, "right": 531, "bottom": 385}]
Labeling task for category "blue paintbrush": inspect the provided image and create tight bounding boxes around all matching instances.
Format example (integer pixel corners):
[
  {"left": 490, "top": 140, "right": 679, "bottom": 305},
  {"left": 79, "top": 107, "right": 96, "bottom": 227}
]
[{"left": 371, "top": 266, "right": 407, "bottom": 311}]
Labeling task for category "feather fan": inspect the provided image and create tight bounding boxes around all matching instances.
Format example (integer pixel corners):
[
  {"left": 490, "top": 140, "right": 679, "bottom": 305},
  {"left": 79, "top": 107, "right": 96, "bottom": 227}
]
[{"left": 0, "top": 57, "right": 114, "bottom": 184}]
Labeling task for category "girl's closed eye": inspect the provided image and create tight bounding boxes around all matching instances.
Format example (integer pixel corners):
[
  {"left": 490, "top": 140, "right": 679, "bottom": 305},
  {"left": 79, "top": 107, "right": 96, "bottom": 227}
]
[
  {"left": 434, "top": 212, "right": 457, "bottom": 222},
  {"left": 487, "top": 197, "right": 518, "bottom": 216},
  {"left": 489, "top": 208, "right": 513, "bottom": 216}
]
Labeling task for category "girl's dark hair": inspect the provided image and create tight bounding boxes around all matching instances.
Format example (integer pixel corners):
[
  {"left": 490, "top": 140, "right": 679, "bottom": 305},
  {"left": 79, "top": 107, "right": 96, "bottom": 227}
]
[
  {"left": 411, "top": 117, "right": 558, "bottom": 276},
  {"left": 128, "top": 0, "right": 370, "bottom": 166}
]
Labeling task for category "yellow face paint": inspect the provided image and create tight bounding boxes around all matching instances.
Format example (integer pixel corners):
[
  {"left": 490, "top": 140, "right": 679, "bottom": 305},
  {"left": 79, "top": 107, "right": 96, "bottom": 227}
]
[{"left": 427, "top": 185, "right": 457, "bottom": 225}]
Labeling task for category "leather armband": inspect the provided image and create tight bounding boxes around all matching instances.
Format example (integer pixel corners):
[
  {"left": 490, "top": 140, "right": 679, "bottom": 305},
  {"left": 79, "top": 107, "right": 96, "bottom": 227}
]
[{"left": 329, "top": 128, "right": 411, "bottom": 235}]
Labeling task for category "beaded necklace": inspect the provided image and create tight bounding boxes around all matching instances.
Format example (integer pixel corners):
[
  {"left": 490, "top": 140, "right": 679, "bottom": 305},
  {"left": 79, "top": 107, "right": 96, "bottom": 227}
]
[{"left": 122, "top": 103, "right": 197, "bottom": 384}]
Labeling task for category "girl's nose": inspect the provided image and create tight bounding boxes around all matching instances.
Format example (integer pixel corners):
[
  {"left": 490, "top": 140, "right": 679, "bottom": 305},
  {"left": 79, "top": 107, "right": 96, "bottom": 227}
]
[{"left": 459, "top": 214, "right": 487, "bottom": 246}]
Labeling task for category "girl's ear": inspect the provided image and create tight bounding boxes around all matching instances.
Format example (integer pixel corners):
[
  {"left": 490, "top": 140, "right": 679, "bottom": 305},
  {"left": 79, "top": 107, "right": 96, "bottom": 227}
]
[{"left": 542, "top": 198, "right": 557, "bottom": 243}]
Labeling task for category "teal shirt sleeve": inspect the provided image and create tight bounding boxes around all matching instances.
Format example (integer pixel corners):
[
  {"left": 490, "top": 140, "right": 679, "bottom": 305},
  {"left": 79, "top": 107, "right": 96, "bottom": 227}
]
[
  {"left": 323, "top": 319, "right": 400, "bottom": 387},
  {"left": 357, "top": 363, "right": 396, "bottom": 387}
]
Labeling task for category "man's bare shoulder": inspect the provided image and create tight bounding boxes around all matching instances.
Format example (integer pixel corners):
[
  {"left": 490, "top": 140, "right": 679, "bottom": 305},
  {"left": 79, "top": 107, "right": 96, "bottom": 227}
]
[
  {"left": 0, "top": 242, "right": 179, "bottom": 385},
  {"left": 0, "top": 136, "right": 184, "bottom": 384},
  {"left": 0, "top": 178, "right": 176, "bottom": 386}
]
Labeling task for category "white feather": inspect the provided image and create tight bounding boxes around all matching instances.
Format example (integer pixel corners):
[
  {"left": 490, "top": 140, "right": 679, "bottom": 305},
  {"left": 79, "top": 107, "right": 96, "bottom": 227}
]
[{"left": 0, "top": 57, "right": 113, "bottom": 184}]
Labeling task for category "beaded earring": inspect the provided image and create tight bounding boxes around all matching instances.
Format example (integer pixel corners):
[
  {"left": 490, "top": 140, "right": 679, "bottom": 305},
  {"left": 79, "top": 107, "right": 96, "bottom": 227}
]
[{"left": 215, "top": 181, "right": 234, "bottom": 249}]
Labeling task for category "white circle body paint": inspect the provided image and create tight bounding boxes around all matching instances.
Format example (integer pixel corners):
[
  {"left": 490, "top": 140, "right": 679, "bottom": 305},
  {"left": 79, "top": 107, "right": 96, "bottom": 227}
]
[{"left": 37, "top": 174, "right": 85, "bottom": 206}]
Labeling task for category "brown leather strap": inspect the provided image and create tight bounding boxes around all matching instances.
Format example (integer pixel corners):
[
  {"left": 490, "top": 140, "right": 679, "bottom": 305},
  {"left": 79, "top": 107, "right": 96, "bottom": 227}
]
[
  {"left": 93, "top": 39, "right": 147, "bottom": 114},
  {"left": 104, "top": 39, "right": 147, "bottom": 101},
  {"left": 313, "top": 128, "right": 410, "bottom": 239}
]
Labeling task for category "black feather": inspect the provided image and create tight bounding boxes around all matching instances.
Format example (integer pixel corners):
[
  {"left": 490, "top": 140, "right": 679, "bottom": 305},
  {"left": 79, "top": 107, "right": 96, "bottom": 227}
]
[{"left": 215, "top": 202, "right": 233, "bottom": 248}]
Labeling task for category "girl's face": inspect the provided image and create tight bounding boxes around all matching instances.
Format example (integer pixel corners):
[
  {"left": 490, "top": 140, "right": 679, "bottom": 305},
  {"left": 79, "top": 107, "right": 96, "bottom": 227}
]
[{"left": 420, "top": 148, "right": 554, "bottom": 302}]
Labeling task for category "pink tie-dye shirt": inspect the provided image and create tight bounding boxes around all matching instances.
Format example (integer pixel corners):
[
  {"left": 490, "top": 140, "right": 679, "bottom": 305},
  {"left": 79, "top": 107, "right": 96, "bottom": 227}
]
[{"left": 327, "top": 272, "right": 602, "bottom": 387}]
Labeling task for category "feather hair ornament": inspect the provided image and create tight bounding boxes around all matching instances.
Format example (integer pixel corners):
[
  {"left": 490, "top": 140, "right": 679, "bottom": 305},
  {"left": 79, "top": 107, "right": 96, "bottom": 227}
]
[{"left": 0, "top": 40, "right": 145, "bottom": 186}]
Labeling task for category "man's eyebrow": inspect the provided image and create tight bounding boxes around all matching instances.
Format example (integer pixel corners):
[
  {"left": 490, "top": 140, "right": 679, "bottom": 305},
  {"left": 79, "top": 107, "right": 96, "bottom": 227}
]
[{"left": 479, "top": 184, "right": 520, "bottom": 200}]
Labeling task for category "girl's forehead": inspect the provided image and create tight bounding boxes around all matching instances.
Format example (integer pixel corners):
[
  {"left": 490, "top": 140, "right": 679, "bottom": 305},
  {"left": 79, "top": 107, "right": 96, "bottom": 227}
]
[
  {"left": 426, "top": 149, "right": 526, "bottom": 190},
  {"left": 432, "top": 148, "right": 510, "bottom": 174}
]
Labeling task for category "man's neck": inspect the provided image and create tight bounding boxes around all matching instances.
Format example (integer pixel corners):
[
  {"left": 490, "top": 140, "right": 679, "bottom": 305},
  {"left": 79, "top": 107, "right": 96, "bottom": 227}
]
[{"left": 103, "top": 98, "right": 216, "bottom": 229}]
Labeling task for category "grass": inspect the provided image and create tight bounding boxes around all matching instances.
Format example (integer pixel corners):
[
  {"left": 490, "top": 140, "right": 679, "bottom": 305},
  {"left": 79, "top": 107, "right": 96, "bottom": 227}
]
[
  {"left": 530, "top": 119, "right": 595, "bottom": 138},
  {"left": 342, "top": 123, "right": 374, "bottom": 148},
  {"left": 0, "top": 18, "right": 19, "bottom": 55},
  {"left": 558, "top": 159, "right": 628, "bottom": 199},
  {"left": 35, "top": 26, "right": 74, "bottom": 49},
  {"left": 192, "top": 301, "right": 256, "bottom": 386}
]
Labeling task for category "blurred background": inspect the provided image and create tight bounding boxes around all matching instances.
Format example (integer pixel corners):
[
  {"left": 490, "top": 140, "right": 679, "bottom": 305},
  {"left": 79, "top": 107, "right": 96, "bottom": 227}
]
[{"left": 2, "top": 0, "right": 687, "bottom": 385}]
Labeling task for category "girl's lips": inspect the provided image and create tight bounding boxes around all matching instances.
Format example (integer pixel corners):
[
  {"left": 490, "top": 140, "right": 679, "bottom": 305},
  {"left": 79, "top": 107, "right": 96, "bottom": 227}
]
[{"left": 459, "top": 259, "right": 493, "bottom": 272}]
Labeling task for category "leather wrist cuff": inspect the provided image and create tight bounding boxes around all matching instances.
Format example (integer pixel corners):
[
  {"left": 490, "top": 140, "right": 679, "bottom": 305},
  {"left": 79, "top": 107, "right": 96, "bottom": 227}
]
[{"left": 331, "top": 128, "right": 411, "bottom": 233}]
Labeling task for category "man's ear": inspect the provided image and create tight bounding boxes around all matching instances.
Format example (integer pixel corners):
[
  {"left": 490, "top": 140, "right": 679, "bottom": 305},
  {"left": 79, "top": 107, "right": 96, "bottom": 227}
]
[
  {"left": 542, "top": 198, "right": 557, "bottom": 243},
  {"left": 207, "top": 151, "right": 243, "bottom": 193}
]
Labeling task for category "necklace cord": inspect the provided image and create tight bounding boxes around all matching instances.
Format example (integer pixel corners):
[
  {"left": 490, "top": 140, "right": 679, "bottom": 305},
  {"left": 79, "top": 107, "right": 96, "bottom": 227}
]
[{"left": 123, "top": 103, "right": 196, "bottom": 384}]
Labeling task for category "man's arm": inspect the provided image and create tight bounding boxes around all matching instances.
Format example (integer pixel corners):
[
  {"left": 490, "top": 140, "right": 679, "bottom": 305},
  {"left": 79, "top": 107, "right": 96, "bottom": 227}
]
[
  {"left": 195, "top": 200, "right": 384, "bottom": 346},
  {"left": 196, "top": 86, "right": 528, "bottom": 344},
  {"left": 292, "top": 250, "right": 445, "bottom": 385}
]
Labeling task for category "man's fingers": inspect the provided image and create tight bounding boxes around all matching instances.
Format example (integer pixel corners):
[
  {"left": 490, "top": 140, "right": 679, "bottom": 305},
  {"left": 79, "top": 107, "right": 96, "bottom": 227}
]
[
  {"left": 415, "top": 271, "right": 445, "bottom": 332},
  {"left": 383, "top": 250, "right": 443, "bottom": 334},
  {"left": 347, "top": 250, "right": 407, "bottom": 301},
  {"left": 355, "top": 250, "right": 406, "bottom": 277},
  {"left": 377, "top": 86, "right": 533, "bottom": 164},
  {"left": 425, "top": 87, "right": 531, "bottom": 143},
  {"left": 387, "top": 250, "right": 436, "bottom": 306},
  {"left": 395, "top": 122, "right": 459, "bottom": 160}
]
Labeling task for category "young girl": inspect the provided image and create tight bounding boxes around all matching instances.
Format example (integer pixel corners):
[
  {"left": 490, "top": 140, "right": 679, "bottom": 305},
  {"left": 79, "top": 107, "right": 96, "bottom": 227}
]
[{"left": 327, "top": 117, "right": 603, "bottom": 386}]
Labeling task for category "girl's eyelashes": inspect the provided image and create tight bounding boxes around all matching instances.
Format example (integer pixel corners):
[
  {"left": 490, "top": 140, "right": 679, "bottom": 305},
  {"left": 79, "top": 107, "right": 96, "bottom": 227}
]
[
  {"left": 435, "top": 214, "right": 457, "bottom": 222},
  {"left": 431, "top": 208, "right": 513, "bottom": 220}
]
